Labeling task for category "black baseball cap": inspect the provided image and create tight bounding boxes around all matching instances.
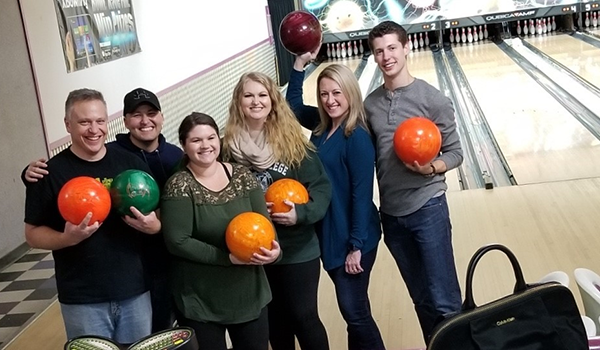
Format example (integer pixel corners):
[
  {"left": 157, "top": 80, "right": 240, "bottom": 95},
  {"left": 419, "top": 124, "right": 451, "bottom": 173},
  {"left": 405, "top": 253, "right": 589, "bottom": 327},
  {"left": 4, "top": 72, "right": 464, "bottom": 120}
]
[{"left": 123, "top": 88, "right": 161, "bottom": 115}]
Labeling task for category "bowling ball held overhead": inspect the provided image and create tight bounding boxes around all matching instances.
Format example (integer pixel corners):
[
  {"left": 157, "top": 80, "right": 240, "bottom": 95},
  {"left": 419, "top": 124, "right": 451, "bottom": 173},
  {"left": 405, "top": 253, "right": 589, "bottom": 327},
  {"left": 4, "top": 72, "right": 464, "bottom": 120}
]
[{"left": 279, "top": 10, "right": 323, "bottom": 55}]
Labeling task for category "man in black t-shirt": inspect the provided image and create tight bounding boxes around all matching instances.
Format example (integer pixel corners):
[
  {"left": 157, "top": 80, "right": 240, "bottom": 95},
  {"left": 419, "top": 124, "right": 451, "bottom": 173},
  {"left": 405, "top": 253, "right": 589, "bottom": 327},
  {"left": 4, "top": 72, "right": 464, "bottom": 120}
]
[
  {"left": 22, "top": 88, "right": 182, "bottom": 333},
  {"left": 24, "top": 89, "right": 161, "bottom": 344}
]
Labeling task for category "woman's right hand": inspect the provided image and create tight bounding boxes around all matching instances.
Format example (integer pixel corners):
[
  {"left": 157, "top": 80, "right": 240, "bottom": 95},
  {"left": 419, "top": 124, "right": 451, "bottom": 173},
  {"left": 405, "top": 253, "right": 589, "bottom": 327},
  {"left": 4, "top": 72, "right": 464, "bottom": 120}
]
[
  {"left": 229, "top": 241, "right": 281, "bottom": 265},
  {"left": 251, "top": 240, "right": 281, "bottom": 265},
  {"left": 25, "top": 158, "right": 49, "bottom": 182}
]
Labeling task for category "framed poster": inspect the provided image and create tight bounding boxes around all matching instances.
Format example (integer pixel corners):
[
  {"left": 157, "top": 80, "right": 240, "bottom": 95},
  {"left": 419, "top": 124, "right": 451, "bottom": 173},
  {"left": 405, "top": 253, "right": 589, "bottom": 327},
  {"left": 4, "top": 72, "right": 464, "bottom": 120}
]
[{"left": 54, "top": 0, "right": 141, "bottom": 72}]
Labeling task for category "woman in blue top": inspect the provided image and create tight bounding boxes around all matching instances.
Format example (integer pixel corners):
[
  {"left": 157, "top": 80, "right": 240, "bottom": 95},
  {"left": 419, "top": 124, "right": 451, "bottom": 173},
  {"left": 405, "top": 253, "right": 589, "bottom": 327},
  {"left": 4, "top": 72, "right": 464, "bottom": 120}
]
[{"left": 287, "top": 54, "right": 385, "bottom": 350}]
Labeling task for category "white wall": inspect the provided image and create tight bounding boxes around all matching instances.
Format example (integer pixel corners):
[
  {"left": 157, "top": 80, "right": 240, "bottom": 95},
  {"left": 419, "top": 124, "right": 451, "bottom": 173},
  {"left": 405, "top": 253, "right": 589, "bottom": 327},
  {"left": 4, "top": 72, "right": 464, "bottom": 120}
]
[
  {"left": 20, "top": 0, "right": 270, "bottom": 145},
  {"left": 0, "top": 0, "right": 49, "bottom": 260}
]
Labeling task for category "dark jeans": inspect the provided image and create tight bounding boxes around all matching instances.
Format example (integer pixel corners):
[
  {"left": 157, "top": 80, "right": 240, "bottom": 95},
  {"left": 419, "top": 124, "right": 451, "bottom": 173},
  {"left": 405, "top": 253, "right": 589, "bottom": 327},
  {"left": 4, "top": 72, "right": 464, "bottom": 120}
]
[
  {"left": 175, "top": 307, "right": 269, "bottom": 350},
  {"left": 264, "top": 258, "right": 330, "bottom": 350},
  {"left": 150, "top": 272, "right": 175, "bottom": 332},
  {"left": 327, "top": 248, "right": 385, "bottom": 350},
  {"left": 380, "top": 194, "right": 462, "bottom": 343}
]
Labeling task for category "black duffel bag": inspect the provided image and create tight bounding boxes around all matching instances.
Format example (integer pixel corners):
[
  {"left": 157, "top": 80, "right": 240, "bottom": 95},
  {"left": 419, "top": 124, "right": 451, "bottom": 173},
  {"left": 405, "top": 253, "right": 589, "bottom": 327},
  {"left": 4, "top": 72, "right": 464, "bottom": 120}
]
[{"left": 428, "top": 244, "right": 588, "bottom": 350}]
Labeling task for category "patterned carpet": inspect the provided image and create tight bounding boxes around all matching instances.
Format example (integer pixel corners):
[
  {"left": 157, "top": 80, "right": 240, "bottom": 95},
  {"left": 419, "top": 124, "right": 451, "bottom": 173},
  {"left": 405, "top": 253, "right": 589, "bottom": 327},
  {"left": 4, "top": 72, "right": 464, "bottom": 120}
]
[{"left": 0, "top": 249, "right": 56, "bottom": 349}]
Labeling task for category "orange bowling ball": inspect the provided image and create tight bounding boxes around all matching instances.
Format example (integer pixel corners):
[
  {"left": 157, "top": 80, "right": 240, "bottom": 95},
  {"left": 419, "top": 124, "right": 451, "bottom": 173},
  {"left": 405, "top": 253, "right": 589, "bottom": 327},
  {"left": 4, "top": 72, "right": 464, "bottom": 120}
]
[
  {"left": 226, "top": 212, "right": 275, "bottom": 262},
  {"left": 393, "top": 117, "right": 442, "bottom": 165},
  {"left": 58, "top": 176, "right": 111, "bottom": 225},
  {"left": 265, "top": 179, "right": 309, "bottom": 213}
]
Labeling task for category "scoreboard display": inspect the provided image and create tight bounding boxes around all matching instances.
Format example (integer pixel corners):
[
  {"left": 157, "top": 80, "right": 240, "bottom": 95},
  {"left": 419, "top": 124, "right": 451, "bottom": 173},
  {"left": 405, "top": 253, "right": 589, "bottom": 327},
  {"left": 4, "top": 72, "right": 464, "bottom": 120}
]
[{"left": 302, "top": 0, "right": 581, "bottom": 43}]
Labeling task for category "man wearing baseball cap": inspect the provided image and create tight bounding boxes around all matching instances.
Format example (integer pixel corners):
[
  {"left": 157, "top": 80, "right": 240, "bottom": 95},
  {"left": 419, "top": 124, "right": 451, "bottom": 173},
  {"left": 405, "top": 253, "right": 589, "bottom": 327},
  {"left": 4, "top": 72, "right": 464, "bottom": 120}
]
[
  {"left": 117, "top": 88, "right": 182, "bottom": 187},
  {"left": 111, "top": 88, "right": 181, "bottom": 333},
  {"left": 23, "top": 88, "right": 182, "bottom": 333}
]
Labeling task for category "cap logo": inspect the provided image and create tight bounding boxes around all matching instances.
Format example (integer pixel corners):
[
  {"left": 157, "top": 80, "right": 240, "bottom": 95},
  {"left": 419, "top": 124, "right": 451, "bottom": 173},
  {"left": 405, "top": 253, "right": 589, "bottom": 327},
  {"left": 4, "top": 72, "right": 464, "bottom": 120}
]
[{"left": 133, "top": 90, "right": 152, "bottom": 100}]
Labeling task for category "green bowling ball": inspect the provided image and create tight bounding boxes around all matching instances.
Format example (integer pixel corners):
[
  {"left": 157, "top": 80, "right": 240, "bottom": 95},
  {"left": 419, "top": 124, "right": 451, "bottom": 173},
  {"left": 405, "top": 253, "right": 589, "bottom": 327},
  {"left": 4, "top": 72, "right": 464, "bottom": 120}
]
[{"left": 110, "top": 169, "right": 160, "bottom": 216}]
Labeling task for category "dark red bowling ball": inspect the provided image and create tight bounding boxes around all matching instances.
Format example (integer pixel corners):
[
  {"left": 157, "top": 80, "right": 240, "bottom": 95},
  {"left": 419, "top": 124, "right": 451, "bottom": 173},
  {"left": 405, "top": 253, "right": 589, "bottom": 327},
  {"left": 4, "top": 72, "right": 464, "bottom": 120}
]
[{"left": 279, "top": 10, "right": 322, "bottom": 55}]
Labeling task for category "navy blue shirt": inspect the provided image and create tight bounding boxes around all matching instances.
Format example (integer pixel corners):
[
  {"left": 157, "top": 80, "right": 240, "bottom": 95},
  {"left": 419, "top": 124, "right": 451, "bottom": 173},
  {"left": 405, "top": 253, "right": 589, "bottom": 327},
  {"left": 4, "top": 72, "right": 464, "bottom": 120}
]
[
  {"left": 287, "top": 69, "right": 381, "bottom": 271},
  {"left": 107, "top": 133, "right": 183, "bottom": 189}
]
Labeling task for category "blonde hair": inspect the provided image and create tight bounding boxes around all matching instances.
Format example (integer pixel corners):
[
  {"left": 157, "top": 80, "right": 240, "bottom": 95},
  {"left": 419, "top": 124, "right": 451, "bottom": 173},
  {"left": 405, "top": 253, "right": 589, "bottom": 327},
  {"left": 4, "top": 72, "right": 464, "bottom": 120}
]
[
  {"left": 223, "top": 71, "right": 314, "bottom": 168},
  {"left": 315, "top": 64, "right": 370, "bottom": 137}
]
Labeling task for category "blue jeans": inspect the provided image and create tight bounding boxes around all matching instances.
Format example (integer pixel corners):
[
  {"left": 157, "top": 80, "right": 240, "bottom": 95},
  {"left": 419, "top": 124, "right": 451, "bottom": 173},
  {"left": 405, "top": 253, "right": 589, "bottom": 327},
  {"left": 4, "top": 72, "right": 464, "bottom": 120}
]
[
  {"left": 327, "top": 248, "right": 385, "bottom": 350},
  {"left": 380, "top": 194, "right": 461, "bottom": 343},
  {"left": 60, "top": 291, "right": 152, "bottom": 344}
]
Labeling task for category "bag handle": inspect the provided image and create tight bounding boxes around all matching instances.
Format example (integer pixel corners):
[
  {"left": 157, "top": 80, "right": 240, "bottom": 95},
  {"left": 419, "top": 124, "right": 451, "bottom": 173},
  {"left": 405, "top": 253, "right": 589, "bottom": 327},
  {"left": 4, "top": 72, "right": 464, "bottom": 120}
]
[{"left": 463, "top": 244, "right": 527, "bottom": 310}]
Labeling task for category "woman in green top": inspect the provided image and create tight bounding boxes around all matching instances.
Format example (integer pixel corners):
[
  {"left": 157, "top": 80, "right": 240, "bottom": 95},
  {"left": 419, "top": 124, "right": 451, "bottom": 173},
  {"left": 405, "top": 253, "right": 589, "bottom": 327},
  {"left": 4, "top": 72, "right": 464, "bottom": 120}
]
[
  {"left": 222, "top": 72, "right": 332, "bottom": 350},
  {"left": 161, "top": 112, "right": 280, "bottom": 350}
]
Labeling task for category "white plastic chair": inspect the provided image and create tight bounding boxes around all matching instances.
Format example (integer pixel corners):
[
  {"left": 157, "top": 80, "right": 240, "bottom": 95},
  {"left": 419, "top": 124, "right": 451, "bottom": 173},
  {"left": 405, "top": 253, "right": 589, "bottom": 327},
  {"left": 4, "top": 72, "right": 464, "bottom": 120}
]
[
  {"left": 539, "top": 270, "right": 570, "bottom": 287},
  {"left": 574, "top": 268, "right": 600, "bottom": 330},
  {"left": 583, "top": 315, "right": 597, "bottom": 337}
]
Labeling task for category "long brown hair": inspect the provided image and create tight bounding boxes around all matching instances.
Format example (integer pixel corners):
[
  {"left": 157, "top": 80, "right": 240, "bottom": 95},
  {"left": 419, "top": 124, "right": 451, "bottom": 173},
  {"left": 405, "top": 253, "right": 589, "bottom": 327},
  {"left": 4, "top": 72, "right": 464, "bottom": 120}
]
[{"left": 223, "top": 72, "right": 314, "bottom": 168}]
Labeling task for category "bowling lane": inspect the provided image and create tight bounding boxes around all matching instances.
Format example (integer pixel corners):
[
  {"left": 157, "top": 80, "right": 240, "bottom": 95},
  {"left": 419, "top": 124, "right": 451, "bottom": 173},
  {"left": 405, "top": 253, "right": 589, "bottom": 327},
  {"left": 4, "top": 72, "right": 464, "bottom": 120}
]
[
  {"left": 407, "top": 49, "right": 440, "bottom": 90},
  {"left": 408, "top": 50, "right": 461, "bottom": 192},
  {"left": 526, "top": 34, "right": 600, "bottom": 89},
  {"left": 453, "top": 42, "right": 600, "bottom": 185}
]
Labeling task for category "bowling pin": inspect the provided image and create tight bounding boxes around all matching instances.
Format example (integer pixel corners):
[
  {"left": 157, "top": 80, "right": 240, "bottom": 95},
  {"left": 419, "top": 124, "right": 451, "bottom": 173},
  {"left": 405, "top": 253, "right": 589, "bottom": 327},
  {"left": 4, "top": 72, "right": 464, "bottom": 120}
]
[
  {"left": 536, "top": 19, "right": 542, "bottom": 35},
  {"left": 593, "top": 12, "right": 598, "bottom": 27},
  {"left": 359, "top": 40, "right": 364, "bottom": 54},
  {"left": 517, "top": 20, "right": 521, "bottom": 35},
  {"left": 347, "top": 41, "right": 353, "bottom": 57},
  {"left": 529, "top": 20, "right": 535, "bottom": 35},
  {"left": 473, "top": 27, "right": 479, "bottom": 42},
  {"left": 478, "top": 25, "right": 483, "bottom": 40},
  {"left": 467, "top": 27, "right": 473, "bottom": 43},
  {"left": 408, "top": 34, "right": 414, "bottom": 50},
  {"left": 543, "top": 18, "right": 547, "bottom": 34},
  {"left": 585, "top": 12, "right": 590, "bottom": 27},
  {"left": 523, "top": 21, "right": 529, "bottom": 35},
  {"left": 353, "top": 40, "right": 358, "bottom": 55},
  {"left": 461, "top": 27, "right": 467, "bottom": 43},
  {"left": 419, "top": 32, "right": 424, "bottom": 48},
  {"left": 483, "top": 25, "right": 488, "bottom": 39},
  {"left": 424, "top": 32, "right": 430, "bottom": 46},
  {"left": 326, "top": 43, "right": 331, "bottom": 59},
  {"left": 449, "top": 28, "right": 455, "bottom": 43},
  {"left": 551, "top": 16, "right": 556, "bottom": 31},
  {"left": 341, "top": 42, "right": 346, "bottom": 58}
]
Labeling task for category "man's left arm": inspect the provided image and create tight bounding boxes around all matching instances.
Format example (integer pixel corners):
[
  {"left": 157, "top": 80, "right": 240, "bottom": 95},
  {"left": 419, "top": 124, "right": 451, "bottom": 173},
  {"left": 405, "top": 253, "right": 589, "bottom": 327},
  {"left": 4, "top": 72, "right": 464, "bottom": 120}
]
[{"left": 431, "top": 96, "right": 463, "bottom": 173}]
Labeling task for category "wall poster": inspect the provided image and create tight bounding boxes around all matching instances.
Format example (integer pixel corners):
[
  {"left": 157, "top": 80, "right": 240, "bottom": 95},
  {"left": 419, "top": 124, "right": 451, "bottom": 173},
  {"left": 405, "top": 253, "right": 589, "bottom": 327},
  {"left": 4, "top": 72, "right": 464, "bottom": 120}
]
[{"left": 54, "top": 0, "right": 141, "bottom": 72}]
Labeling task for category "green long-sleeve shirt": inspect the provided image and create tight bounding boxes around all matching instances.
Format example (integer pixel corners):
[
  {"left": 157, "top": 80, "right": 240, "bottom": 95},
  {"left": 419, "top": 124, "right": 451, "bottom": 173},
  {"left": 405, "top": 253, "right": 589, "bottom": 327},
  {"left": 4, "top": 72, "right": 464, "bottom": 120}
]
[
  {"left": 252, "top": 149, "right": 332, "bottom": 265},
  {"left": 161, "top": 164, "right": 272, "bottom": 324}
]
